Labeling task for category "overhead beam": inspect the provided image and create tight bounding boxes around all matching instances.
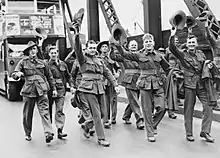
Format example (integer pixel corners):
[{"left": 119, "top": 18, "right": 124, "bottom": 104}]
[
  {"left": 143, "top": 0, "right": 162, "bottom": 48},
  {"left": 87, "top": 0, "right": 100, "bottom": 42}
]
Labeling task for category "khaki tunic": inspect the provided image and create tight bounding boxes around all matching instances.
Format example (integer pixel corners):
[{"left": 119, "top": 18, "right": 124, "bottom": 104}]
[{"left": 14, "top": 57, "right": 56, "bottom": 97}]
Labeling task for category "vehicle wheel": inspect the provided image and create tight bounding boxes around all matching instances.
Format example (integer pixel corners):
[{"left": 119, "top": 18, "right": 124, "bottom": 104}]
[{"left": 6, "top": 82, "right": 18, "bottom": 101}]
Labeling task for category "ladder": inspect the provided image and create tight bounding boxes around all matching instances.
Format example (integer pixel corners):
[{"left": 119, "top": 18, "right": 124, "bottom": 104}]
[
  {"left": 60, "top": 0, "right": 84, "bottom": 49},
  {"left": 97, "top": 0, "right": 127, "bottom": 84},
  {"left": 184, "top": 0, "right": 220, "bottom": 40},
  {"left": 97, "top": 0, "right": 121, "bottom": 33}
]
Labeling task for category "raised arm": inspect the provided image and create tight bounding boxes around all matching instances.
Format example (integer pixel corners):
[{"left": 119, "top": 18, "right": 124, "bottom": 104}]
[
  {"left": 64, "top": 62, "right": 74, "bottom": 88},
  {"left": 102, "top": 62, "right": 118, "bottom": 87},
  {"left": 109, "top": 44, "right": 124, "bottom": 62},
  {"left": 71, "top": 61, "right": 79, "bottom": 88},
  {"left": 115, "top": 45, "right": 139, "bottom": 61},
  {"left": 168, "top": 34, "right": 185, "bottom": 61},
  {"left": 74, "top": 33, "right": 85, "bottom": 65},
  {"left": 205, "top": 27, "right": 218, "bottom": 49},
  {"left": 160, "top": 56, "right": 172, "bottom": 75},
  {"left": 64, "top": 50, "right": 75, "bottom": 63}
]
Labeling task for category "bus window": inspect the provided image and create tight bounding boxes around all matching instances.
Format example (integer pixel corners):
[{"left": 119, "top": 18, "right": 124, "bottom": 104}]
[
  {"left": 8, "top": 44, "right": 26, "bottom": 57},
  {"left": 37, "top": 0, "right": 61, "bottom": 14},
  {"left": 8, "top": 0, "right": 35, "bottom": 13}
]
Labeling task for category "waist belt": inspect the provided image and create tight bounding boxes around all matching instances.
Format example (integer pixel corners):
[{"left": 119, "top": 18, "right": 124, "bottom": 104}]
[
  {"left": 82, "top": 73, "right": 103, "bottom": 80},
  {"left": 55, "top": 78, "right": 63, "bottom": 84},
  {"left": 26, "top": 75, "right": 42, "bottom": 81},
  {"left": 141, "top": 69, "right": 158, "bottom": 75},
  {"left": 125, "top": 69, "right": 140, "bottom": 74}
]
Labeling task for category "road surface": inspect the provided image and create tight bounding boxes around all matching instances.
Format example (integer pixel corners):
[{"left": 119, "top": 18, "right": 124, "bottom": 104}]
[{"left": 0, "top": 91, "right": 220, "bottom": 158}]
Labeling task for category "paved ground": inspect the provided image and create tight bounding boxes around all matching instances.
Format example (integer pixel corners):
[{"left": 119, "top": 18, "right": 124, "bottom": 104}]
[{"left": 0, "top": 90, "right": 220, "bottom": 158}]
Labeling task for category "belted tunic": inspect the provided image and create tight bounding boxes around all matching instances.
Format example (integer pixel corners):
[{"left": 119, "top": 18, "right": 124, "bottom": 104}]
[
  {"left": 14, "top": 57, "right": 56, "bottom": 97},
  {"left": 74, "top": 34, "right": 118, "bottom": 95}
]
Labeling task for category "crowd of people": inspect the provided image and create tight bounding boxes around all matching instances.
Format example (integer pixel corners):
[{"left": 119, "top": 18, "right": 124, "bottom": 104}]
[{"left": 11, "top": 18, "right": 220, "bottom": 147}]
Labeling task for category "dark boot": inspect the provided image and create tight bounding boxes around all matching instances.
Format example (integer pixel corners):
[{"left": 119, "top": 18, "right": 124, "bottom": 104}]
[
  {"left": 58, "top": 128, "right": 67, "bottom": 139},
  {"left": 25, "top": 135, "right": 32, "bottom": 141},
  {"left": 81, "top": 125, "right": 90, "bottom": 139},
  {"left": 45, "top": 133, "right": 54, "bottom": 143},
  {"left": 200, "top": 132, "right": 215, "bottom": 143}
]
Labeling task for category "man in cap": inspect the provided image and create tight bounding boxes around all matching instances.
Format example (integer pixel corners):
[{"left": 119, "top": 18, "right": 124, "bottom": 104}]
[
  {"left": 47, "top": 46, "right": 74, "bottom": 139},
  {"left": 113, "top": 33, "right": 170, "bottom": 142},
  {"left": 12, "top": 41, "right": 57, "bottom": 143},
  {"left": 97, "top": 41, "right": 121, "bottom": 128},
  {"left": 169, "top": 27, "right": 215, "bottom": 143},
  {"left": 73, "top": 27, "right": 120, "bottom": 146},
  {"left": 109, "top": 40, "right": 144, "bottom": 129}
]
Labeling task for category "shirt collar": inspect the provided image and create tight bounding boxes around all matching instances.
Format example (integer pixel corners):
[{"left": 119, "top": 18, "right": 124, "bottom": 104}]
[{"left": 143, "top": 49, "right": 156, "bottom": 55}]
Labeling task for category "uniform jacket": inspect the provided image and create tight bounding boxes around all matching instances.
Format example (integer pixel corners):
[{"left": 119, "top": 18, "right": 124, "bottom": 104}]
[
  {"left": 100, "top": 54, "right": 120, "bottom": 87},
  {"left": 165, "top": 68, "right": 184, "bottom": 110},
  {"left": 169, "top": 36, "right": 206, "bottom": 89},
  {"left": 110, "top": 48, "right": 140, "bottom": 90},
  {"left": 48, "top": 59, "right": 73, "bottom": 97},
  {"left": 74, "top": 34, "right": 118, "bottom": 95},
  {"left": 14, "top": 57, "right": 56, "bottom": 97},
  {"left": 202, "top": 61, "right": 218, "bottom": 105},
  {"left": 71, "top": 59, "right": 82, "bottom": 88},
  {"left": 116, "top": 45, "right": 171, "bottom": 90}
]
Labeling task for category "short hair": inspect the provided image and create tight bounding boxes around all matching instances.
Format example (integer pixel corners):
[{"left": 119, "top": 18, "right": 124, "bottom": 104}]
[
  {"left": 128, "top": 40, "right": 138, "bottom": 46},
  {"left": 86, "top": 40, "right": 96, "bottom": 47},
  {"left": 142, "top": 33, "right": 154, "bottom": 41},
  {"left": 49, "top": 46, "right": 58, "bottom": 52},
  {"left": 186, "top": 34, "right": 198, "bottom": 41}
]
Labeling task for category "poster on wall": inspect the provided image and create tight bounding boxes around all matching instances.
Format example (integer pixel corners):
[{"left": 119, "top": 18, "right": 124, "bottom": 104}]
[
  {"left": 29, "top": 15, "right": 53, "bottom": 34},
  {"left": 53, "top": 15, "right": 64, "bottom": 35},
  {"left": 6, "top": 15, "right": 20, "bottom": 36},
  {"left": 20, "top": 15, "right": 32, "bottom": 34}
]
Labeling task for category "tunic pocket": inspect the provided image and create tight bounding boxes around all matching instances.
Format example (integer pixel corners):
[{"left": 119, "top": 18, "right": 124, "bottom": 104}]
[
  {"left": 21, "top": 81, "right": 34, "bottom": 94},
  {"left": 80, "top": 80, "right": 93, "bottom": 90},
  {"left": 122, "top": 74, "right": 133, "bottom": 83}
]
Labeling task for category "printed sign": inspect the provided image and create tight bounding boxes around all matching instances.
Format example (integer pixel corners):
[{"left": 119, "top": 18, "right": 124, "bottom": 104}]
[
  {"left": 29, "top": 15, "right": 53, "bottom": 34},
  {"left": 20, "top": 15, "right": 32, "bottom": 34},
  {"left": 6, "top": 15, "right": 20, "bottom": 36},
  {"left": 53, "top": 15, "right": 64, "bottom": 35}
]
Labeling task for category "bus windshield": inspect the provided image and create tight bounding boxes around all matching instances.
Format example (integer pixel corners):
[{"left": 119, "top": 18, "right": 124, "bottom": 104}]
[{"left": 8, "top": 44, "right": 27, "bottom": 57}]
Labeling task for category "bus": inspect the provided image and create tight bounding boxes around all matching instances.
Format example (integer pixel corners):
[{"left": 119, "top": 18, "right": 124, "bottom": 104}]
[{"left": 0, "top": 0, "right": 66, "bottom": 101}]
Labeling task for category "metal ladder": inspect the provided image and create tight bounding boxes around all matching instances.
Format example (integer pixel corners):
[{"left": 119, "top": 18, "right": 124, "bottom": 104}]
[
  {"left": 184, "top": 0, "right": 220, "bottom": 40},
  {"left": 97, "top": 0, "right": 121, "bottom": 32}
]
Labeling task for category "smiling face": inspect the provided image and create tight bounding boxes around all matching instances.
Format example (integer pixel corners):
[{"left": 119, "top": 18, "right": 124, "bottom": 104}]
[
  {"left": 186, "top": 36, "right": 198, "bottom": 52},
  {"left": 87, "top": 43, "right": 97, "bottom": 56},
  {"left": 143, "top": 38, "right": 155, "bottom": 51},
  {"left": 49, "top": 47, "right": 59, "bottom": 60},
  {"left": 142, "top": 33, "right": 155, "bottom": 52},
  {"left": 29, "top": 46, "right": 38, "bottom": 58},
  {"left": 128, "top": 40, "right": 138, "bottom": 52},
  {"left": 100, "top": 44, "right": 109, "bottom": 54}
]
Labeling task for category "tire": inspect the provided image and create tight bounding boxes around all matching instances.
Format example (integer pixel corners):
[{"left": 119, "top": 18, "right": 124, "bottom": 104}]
[{"left": 6, "top": 82, "right": 19, "bottom": 101}]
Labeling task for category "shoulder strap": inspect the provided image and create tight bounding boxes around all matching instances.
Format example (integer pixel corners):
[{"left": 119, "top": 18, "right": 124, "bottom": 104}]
[
  {"left": 184, "top": 57, "right": 200, "bottom": 73},
  {"left": 30, "top": 62, "right": 47, "bottom": 81}
]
